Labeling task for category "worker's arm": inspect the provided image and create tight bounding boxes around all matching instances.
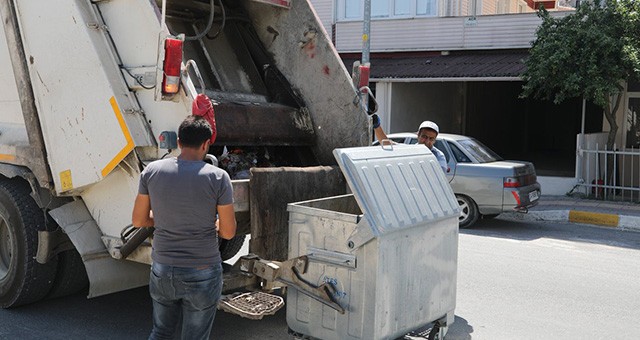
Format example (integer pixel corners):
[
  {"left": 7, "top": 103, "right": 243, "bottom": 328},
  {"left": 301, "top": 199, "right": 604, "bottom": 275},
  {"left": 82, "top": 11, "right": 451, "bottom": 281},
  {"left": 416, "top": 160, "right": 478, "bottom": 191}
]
[
  {"left": 217, "top": 204, "right": 237, "bottom": 240},
  {"left": 372, "top": 114, "right": 390, "bottom": 144},
  {"left": 132, "top": 194, "right": 154, "bottom": 227}
]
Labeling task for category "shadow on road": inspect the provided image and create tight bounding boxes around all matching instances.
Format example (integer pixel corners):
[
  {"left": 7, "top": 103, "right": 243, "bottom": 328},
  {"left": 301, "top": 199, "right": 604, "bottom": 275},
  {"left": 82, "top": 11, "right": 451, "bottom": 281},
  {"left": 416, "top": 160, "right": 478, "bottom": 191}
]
[
  {"left": 444, "top": 316, "right": 473, "bottom": 340},
  {"left": 460, "top": 215, "right": 640, "bottom": 251}
]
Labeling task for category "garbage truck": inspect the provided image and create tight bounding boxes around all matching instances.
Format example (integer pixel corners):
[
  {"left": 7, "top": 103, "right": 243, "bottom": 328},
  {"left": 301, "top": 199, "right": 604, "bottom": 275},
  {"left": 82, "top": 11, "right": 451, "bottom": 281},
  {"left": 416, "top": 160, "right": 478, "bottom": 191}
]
[
  {"left": 0, "top": 0, "right": 367, "bottom": 306},
  {"left": 0, "top": 0, "right": 458, "bottom": 338}
]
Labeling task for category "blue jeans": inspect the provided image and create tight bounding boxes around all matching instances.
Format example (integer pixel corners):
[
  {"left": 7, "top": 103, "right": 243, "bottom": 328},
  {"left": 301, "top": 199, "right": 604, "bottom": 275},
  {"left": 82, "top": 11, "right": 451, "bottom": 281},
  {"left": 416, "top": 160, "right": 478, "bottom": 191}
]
[{"left": 149, "top": 262, "right": 223, "bottom": 340}]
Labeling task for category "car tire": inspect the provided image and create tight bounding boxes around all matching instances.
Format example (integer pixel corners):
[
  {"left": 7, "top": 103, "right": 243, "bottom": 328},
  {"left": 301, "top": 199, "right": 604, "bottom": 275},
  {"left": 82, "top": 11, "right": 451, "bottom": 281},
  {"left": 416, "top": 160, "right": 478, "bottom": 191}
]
[
  {"left": 0, "top": 179, "right": 58, "bottom": 308},
  {"left": 456, "top": 194, "right": 479, "bottom": 229}
]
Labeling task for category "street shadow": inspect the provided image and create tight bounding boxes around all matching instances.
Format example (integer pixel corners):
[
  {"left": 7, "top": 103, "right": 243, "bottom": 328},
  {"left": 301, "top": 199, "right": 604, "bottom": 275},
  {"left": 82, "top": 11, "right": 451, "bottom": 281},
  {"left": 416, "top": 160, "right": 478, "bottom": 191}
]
[
  {"left": 460, "top": 215, "right": 640, "bottom": 251},
  {"left": 398, "top": 315, "right": 472, "bottom": 340},
  {"left": 444, "top": 316, "right": 473, "bottom": 340},
  {"left": 1, "top": 286, "right": 153, "bottom": 339}
]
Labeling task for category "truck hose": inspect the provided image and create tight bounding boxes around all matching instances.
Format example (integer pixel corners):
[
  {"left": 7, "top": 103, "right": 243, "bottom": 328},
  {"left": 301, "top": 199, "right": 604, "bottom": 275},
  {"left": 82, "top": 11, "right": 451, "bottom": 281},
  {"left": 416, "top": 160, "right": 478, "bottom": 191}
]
[
  {"left": 184, "top": 0, "right": 216, "bottom": 41},
  {"left": 119, "top": 227, "right": 155, "bottom": 259}
]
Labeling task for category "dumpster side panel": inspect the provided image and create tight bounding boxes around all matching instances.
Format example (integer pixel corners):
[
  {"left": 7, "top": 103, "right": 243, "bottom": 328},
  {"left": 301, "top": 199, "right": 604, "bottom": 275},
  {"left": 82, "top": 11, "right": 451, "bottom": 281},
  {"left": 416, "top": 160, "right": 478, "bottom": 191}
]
[
  {"left": 286, "top": 201, "right": 373, "bottom": 340},
  {"left": 375, "top": 217, "right": 458, "bottom": 339}
]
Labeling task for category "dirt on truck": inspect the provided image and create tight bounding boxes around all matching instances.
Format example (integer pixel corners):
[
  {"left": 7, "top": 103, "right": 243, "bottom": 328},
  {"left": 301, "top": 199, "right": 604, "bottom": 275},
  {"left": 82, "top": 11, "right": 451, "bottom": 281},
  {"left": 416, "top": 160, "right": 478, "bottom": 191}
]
[{"left": 0, "top": 0, "right": 368, "bottom": 309}]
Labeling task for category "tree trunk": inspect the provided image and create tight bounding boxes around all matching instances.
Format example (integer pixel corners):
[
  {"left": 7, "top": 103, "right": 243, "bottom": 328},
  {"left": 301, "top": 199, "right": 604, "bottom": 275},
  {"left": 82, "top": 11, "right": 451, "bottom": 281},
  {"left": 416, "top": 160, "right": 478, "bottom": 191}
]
[
  {"left": 603, "top": 92, "right": 621, "bottom": 151},
  {"left": 602, "top": 92, "right": 622, "bottom": 198}
]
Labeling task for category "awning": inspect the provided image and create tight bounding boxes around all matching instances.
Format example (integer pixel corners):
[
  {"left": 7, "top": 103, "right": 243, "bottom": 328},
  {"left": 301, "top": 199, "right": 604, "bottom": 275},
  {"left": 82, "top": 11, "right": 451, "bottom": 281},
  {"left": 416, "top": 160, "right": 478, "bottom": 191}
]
[{"left": 342, "top": 50, "right": 529, "bottom": 81}]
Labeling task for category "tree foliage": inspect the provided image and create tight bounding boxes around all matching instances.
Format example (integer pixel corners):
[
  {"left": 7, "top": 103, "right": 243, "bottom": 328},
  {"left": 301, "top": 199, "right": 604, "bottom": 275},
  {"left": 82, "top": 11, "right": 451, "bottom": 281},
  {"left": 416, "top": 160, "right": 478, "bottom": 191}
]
[{"left": 521, "top": 0, "right": 640, "bottom": 149}]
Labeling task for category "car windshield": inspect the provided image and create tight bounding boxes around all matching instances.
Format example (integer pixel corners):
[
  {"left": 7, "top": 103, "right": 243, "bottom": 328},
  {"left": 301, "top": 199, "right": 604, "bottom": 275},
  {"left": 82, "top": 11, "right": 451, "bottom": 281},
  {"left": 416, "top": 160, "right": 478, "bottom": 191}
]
[{"left": 457, "top": 138, "right": 502, "bottom": 163}]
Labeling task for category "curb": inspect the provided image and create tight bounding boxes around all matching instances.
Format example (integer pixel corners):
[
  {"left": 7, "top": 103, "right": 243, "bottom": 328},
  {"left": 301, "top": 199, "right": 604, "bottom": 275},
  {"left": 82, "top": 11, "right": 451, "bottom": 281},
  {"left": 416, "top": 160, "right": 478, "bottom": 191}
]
[{"left": 502, "top": 209, "right": 640, "bottom": 232}]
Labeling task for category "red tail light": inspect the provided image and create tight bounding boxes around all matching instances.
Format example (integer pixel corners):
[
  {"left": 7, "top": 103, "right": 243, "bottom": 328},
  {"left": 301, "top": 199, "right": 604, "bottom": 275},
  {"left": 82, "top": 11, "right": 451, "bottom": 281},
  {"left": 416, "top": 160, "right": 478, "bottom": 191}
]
[
  {"left": 504, "top": 173, "right": 537, "bottom": 188},
  {"left": 504, "top": 177, "right": 521, "bottom": 188},
  {"left": 162, "top": 38, "right": 183, "bottom": 95}
]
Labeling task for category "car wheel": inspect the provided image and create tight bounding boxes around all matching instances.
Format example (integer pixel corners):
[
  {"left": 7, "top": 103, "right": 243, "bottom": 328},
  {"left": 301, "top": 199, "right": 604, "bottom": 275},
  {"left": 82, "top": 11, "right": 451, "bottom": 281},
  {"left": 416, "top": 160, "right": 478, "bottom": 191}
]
[{"left": 456, "top": 194, "right": 479, "bottom": 229}]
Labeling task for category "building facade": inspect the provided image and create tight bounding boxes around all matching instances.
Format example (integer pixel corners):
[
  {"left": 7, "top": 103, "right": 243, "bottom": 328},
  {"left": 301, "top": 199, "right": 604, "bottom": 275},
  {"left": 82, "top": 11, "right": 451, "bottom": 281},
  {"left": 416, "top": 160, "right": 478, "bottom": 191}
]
[{"left": 309, "top": 0, "right": 639, "bottom": 196}]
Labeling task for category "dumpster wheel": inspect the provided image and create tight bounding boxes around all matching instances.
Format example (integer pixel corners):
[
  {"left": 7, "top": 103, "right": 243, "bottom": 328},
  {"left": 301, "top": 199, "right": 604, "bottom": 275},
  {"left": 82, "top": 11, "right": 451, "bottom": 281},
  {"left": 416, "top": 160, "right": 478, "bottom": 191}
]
[
  {"left": 404, "top": 321, "right": 443, "bottom": 340},
  {"left": 427, "top": 321, "right": 440, "bottom": 340}
]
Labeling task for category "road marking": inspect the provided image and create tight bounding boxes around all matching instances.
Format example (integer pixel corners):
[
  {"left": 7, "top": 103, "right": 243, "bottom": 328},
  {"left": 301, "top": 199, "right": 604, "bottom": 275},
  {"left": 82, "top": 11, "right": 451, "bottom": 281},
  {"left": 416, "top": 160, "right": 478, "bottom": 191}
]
[{"left": 569, "top": 210, "right": 619, "bottom": 227}]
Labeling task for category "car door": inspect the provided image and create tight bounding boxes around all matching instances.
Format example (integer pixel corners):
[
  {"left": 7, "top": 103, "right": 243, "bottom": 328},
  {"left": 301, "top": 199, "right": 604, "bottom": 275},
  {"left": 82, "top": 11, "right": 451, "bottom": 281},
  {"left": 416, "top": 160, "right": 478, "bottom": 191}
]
[{"left": 434, "top": 139, "right": 455, "bottom": 183}]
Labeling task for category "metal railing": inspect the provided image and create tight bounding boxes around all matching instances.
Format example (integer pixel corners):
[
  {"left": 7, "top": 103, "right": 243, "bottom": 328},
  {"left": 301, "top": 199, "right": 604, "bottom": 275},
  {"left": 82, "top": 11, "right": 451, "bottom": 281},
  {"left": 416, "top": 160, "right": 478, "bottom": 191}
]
[{"left": 576, "top": 144, "right": 640, "bottom": 202}]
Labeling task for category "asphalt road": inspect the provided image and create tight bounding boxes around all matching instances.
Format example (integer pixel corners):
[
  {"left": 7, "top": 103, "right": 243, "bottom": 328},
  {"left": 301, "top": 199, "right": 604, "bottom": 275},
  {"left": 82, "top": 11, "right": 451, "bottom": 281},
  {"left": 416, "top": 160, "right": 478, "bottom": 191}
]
[{"left": 1, "top": 217, "right": 639, "bottom": 339}]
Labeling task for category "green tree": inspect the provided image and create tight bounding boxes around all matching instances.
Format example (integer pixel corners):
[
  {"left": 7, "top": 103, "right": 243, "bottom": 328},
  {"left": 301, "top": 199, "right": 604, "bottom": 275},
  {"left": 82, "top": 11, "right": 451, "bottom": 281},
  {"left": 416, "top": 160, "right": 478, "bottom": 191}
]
[{"left": 521, "top": 0, "right": 640, "bottom": 151}]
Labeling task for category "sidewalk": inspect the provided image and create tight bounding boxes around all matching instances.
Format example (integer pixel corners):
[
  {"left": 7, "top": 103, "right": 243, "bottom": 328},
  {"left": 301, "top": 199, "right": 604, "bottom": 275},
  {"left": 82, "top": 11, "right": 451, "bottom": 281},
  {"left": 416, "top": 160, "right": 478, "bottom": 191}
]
[{"left": 502, "top": 195, "right": 640, "bottom": 232}]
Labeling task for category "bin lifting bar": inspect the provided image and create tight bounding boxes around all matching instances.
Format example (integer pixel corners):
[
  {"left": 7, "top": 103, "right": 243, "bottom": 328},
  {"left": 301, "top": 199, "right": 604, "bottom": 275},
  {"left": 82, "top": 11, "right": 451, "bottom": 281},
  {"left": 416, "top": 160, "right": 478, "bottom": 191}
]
[{"left": 239, "top": 255, "right": 346, "bottom": 314}]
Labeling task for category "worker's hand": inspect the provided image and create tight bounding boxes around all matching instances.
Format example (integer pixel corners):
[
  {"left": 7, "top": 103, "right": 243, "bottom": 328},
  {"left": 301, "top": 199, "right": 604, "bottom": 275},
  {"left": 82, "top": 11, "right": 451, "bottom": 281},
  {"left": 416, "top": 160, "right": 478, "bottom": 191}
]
[{"left": 371, "top": 114, "right": 380, "bottom": 129}]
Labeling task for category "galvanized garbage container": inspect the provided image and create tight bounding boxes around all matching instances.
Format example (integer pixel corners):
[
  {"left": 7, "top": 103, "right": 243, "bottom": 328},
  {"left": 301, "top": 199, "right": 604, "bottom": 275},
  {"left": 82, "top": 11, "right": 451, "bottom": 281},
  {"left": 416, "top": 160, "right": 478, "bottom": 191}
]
[{"left": 286, "top": 144, "right": 460, "bottom": 340}]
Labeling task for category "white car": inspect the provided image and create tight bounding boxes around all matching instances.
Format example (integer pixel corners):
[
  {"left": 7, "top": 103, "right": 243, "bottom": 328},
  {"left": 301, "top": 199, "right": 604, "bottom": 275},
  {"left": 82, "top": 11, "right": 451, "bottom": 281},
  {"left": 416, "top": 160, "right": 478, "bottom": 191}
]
[{"left": 374, "top": 133, "right": 541, "bottom": 228}]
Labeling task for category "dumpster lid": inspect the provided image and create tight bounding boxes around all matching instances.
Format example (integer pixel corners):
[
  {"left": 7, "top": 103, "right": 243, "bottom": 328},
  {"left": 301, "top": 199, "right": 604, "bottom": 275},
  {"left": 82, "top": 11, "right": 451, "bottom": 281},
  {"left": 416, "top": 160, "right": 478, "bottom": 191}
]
[{"left": 333, "top": 144, "right": 459, "bottom": 236}]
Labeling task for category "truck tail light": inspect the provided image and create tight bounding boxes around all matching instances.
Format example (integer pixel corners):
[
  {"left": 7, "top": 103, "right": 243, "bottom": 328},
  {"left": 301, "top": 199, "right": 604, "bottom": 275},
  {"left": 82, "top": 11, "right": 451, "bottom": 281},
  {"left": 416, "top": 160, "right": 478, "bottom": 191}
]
[{"left": 162, "top": 38, "right": 183, "bottom": 95}]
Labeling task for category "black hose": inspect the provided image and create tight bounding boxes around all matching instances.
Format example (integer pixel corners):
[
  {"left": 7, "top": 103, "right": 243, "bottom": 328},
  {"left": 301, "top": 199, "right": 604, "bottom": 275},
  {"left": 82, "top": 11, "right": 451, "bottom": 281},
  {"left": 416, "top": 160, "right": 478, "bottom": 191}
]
[
  {"left": 184, "top": 0, "right": 216, "bottom": 41},
  {"left": 119, "top": 227, "right": 155, "bottom": 259},
  {"left": 206, "top": 0, "right": 226, "bottom": 40}
]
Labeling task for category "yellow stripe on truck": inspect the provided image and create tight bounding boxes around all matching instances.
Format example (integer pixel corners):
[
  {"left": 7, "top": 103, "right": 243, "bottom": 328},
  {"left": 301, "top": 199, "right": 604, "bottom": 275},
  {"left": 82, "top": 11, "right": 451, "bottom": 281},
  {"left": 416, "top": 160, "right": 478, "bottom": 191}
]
[
  {"left": 568, "top": 210, "right": 619, "bottom": 227},
  {"left": 102, "top": 96, "right": 134, "bottom": 178},
  {"left": 0, "top": 154, "right": 16, "bottom": 161}
]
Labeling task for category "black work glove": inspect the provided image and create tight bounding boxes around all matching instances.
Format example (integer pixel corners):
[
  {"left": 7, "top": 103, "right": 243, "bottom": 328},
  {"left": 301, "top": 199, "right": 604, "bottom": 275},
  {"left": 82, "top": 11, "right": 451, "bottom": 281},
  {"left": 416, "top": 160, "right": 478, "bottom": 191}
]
[{"left": 371, "top": 114, "right": 381, "bottom": 129}]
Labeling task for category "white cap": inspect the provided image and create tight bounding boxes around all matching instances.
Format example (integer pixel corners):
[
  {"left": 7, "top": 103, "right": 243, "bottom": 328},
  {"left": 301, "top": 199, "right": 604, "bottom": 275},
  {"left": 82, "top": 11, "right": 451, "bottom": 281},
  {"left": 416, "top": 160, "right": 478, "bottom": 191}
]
[{"left": 418, "top": 120, "right": 439, "bottom": 134}]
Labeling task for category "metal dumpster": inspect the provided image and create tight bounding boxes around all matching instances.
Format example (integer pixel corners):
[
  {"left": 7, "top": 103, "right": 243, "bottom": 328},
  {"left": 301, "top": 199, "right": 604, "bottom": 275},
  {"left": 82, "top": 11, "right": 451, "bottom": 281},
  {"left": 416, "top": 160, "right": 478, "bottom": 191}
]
[{"left": 286, "top": 144, "right": 460, "bottom": 340}]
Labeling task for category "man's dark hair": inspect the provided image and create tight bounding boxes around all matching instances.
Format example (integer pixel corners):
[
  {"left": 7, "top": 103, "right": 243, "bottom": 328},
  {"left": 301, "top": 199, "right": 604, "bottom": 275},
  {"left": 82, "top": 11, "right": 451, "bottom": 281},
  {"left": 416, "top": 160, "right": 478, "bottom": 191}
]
[{"left": 178, "top": 115, "right": 212, "bottom": 148}]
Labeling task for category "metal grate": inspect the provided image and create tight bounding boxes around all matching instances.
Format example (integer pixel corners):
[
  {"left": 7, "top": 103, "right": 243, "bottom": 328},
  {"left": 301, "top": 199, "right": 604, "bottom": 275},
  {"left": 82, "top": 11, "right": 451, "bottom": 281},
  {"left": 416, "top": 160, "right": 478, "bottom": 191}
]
[{"left": 217, "top": 291, "right": 284, "bottom": 320}]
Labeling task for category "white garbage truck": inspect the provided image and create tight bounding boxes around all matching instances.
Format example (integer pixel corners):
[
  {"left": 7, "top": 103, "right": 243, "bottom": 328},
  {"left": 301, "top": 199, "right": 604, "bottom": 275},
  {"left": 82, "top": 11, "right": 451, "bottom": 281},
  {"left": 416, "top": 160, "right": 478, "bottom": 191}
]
[
  {"left": 0, "top": 1, "right": 458, "bottom": 338},
  {"left": 0, "top": 0, "right": 368, "bottom": 308}
]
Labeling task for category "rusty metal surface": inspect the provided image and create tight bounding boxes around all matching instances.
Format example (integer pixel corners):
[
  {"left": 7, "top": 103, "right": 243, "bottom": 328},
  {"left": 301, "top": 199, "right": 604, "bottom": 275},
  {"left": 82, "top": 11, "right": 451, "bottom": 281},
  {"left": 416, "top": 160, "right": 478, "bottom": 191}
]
[{"left": 214, "top": 102, "right": 314, "bottom": 146}]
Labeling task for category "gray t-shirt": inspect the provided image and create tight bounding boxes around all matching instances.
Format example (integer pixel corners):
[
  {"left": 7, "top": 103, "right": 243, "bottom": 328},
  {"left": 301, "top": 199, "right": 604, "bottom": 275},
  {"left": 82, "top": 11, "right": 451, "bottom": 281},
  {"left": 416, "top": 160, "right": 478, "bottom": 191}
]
[{"left": 138, "top": 157, "right": 233, "bottom": 267}]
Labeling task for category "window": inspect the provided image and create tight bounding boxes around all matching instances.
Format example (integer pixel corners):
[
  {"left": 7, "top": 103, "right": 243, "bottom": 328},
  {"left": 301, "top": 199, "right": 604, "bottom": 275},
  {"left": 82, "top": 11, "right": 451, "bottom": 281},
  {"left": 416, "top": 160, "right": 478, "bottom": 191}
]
[
  {"left": 456, "top": 138, "right": 502, "bottom": 163},
  {"left": 394, "top": 0, "right": 411, "bottom": 15},
  {"left": 345, "top": 0, "right": 361, "bottom": 18},
  {"left": 448, "top": 142, "right": 471, "bottom": 163},
  {"left": 416, "top": 0, "right": 436, "bottom": 15},
  {"left": 339, "top": 0, "right": 437, "bottom": 20},
  {"left": 434, "top": 140, "right": 451, "bottom": 163},
  {"left": 372, "top": 0, "right": 389, "bottom": 17}
]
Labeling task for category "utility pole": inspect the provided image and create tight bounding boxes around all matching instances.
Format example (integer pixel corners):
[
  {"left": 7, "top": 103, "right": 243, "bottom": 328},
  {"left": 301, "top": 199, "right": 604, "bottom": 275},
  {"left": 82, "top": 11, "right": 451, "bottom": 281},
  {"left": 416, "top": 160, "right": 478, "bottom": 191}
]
[
  {"left": 355, "top": 0, "right": 372, "bottom": 116},
  {"left": 362, "top": 0, "right": 371, "bottom": 65}
]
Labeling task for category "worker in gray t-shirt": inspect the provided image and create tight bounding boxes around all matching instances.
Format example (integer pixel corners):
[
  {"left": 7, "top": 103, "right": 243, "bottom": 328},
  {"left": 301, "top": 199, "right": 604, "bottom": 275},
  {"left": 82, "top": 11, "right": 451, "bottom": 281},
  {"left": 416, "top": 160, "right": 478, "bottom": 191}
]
[{"left": 132, "top": 115, "right": 236, "bottom": 340}]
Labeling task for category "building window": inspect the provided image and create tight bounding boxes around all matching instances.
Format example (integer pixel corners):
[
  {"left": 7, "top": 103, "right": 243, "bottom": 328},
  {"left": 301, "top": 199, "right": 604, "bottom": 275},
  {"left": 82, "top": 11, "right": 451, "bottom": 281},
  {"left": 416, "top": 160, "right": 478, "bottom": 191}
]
[
  {"left": 345, "top": 0, "right": 361, "bottom": 18},
  {"left": 416, "top": 0, "right": 436, "bottom": 15},
  {"left": 339, "top": 0, "right": 437, "bottom": 20},
  {"left": 394, "top": 0, "right": 411, "bottom": 15},
  {"left": 372, "top": 0, "right": 390, "bottom": 17}
]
